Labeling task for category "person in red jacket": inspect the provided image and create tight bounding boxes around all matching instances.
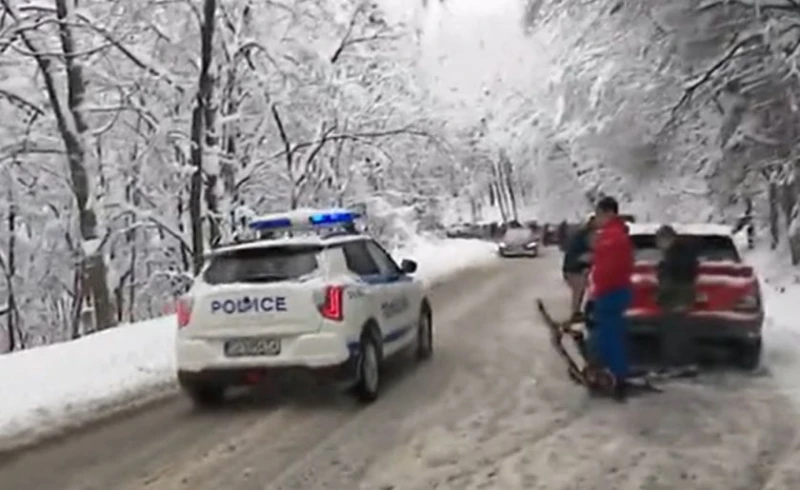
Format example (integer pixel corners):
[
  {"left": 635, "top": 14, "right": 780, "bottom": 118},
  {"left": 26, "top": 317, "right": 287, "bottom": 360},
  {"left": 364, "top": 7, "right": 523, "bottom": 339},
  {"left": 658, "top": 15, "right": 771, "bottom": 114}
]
[{"left": 588, "top": 196, "right": 634, "bottom": 401}]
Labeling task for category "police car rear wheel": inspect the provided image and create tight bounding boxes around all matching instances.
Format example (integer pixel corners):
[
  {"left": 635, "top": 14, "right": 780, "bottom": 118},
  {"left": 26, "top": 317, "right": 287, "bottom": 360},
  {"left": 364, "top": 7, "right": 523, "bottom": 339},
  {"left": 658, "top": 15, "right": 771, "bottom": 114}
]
[
  {"left": 416, "top": 308, "right": 433, "bottom": 361},
  {"left": 355, "top": 333, "right": 381, "bottom": 403},
  {"left": 182, "top": 383, "right": 226, "bottom": 408}
]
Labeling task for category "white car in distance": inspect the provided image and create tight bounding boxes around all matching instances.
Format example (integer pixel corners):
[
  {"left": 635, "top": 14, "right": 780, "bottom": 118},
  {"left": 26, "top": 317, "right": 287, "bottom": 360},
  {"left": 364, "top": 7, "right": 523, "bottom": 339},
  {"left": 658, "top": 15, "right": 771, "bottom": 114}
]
[
  {"left": 175, "top": 208, "right": 433, "bottom": 407},
  {"left": 498, "top": 226, "right": 539, "bottom": 257}
]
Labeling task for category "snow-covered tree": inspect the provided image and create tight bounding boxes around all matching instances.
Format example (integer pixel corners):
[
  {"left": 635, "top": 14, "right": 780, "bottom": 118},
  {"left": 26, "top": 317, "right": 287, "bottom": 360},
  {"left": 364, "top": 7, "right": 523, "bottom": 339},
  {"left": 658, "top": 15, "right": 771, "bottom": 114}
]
[{"left": 0, "top": 0, "right": 456, "bottom": 350}]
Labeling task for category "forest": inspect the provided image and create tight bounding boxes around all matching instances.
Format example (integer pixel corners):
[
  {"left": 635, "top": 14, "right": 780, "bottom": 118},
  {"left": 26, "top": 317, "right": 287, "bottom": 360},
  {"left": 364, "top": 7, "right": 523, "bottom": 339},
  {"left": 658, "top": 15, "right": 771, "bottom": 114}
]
[{"left": 2, "top": 0, "right": 800, "bottom": 351}]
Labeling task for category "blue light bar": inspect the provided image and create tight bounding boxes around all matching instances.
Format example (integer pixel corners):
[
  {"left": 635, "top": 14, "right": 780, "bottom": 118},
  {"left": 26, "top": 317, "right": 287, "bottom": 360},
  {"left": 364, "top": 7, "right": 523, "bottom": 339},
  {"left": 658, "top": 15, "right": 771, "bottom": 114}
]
[
  {"left": 246, "top": 208, "right": 363, "bottom": 233},
  {"left": 308, "top": 211, "right": 360, "bottom": 225},
  {"left": 249, "top": 217, "right": 293, "bottom": 230}
]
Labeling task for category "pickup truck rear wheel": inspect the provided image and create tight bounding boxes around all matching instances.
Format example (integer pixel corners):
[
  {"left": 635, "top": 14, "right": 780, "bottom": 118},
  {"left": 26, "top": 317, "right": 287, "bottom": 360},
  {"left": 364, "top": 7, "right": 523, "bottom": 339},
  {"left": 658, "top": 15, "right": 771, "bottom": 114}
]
[{"left": 736, "top": 340, "right": 762, "bottom": 371}]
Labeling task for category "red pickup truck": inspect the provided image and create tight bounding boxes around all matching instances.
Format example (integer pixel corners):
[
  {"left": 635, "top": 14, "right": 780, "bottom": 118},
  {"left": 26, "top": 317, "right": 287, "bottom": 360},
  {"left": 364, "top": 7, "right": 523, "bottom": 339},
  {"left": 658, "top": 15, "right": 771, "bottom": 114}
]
[{"left": 624, "top": 223, "right": 763, "bottom": 370}]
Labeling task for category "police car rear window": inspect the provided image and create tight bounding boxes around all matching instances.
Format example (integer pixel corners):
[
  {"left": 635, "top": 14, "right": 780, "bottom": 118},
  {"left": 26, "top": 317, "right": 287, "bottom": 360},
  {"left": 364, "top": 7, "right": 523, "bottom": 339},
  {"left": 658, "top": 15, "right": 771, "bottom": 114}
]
[
  {"left": 631, "top": 235, "right": 740, "bottom": 262},
  {"left": 204, "top": 246, "right": 320, "bottom": 284}
]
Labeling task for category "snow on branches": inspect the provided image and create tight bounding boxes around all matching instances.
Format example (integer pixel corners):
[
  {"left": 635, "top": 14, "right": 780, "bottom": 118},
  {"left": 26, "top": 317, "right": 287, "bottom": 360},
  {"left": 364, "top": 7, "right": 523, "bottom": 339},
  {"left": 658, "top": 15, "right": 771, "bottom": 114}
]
[{"left": 0, "top": 0, "right": 450, "bottom": 350}]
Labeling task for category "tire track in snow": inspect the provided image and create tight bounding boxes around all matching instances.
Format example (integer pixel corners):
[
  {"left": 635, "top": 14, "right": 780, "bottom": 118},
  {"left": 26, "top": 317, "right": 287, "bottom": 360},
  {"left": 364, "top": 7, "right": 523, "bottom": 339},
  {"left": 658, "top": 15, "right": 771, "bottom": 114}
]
[
  {"left": 265, "top": 254, "right": 568, "bottom": 490},
  {"left": 263, "top": 257, "right": 538, "bottom": 490}
]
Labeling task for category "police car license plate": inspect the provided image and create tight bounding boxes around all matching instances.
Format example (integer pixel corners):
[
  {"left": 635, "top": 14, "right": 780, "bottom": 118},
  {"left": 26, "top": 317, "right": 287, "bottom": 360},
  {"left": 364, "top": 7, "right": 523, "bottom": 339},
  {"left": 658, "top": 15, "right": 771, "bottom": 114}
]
[{"left": 224, "top": 337, "right": 281, "bottom": 357}]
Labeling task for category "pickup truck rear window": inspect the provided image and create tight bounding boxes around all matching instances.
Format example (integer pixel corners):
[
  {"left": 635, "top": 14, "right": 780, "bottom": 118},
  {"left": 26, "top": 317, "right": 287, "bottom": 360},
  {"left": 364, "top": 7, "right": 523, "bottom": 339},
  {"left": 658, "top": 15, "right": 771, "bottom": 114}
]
[
  {"left": 631, "top": 234, "right": 740, "bottom": 263},
  {"left": 203, "top": 245, "right": 321, "bottom": 284}
]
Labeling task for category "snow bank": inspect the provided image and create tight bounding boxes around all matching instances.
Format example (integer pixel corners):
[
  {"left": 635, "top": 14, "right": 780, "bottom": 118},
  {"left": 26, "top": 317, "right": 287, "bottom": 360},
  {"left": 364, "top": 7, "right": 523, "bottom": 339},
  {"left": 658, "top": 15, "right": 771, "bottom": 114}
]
[
  {"left": 749, "top": 249, "right": 800, "bottom": 404},
  {"left": 393, "top": 235, "right": 498, "bottom": 287},
  {"left": 0, "top": 315, "right": 176, "bottom": 449},
  {"left": 0, "top": 238, "right": 497, "bottom": 448}
]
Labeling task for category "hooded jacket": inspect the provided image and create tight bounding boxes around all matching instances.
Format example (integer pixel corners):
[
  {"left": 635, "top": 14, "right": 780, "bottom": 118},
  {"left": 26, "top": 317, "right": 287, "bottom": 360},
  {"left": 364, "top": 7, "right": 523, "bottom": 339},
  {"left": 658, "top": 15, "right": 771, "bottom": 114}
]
[
  {"left": 657, "top": 237, "right": 699, "bottom": 285},
  {"left": 562, "top": 227, "right": 591, "bottom": 273},
  {"left": 590, "top": 217, "right": 633, "bottom": 297}
]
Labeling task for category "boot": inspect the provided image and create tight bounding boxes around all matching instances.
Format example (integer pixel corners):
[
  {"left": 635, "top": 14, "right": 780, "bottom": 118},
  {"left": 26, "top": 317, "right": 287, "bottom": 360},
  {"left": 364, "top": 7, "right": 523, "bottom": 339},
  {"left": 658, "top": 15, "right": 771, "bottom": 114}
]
[
  {"left": 656, "top": 363, "right": 698, "bottom": 379},
  {"left": 570, "top": 311, "right": 585, "bottom": 323},
  {"left": 612, "top": 380, "right": 628, "bottom": 403}
]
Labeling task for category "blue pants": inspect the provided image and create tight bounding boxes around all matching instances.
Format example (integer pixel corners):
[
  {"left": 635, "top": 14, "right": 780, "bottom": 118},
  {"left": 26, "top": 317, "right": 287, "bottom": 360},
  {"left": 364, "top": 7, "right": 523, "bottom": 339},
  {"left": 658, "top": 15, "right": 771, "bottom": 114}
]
[{"left": 588, "top": 287, "right": 631, "bottom": 380}]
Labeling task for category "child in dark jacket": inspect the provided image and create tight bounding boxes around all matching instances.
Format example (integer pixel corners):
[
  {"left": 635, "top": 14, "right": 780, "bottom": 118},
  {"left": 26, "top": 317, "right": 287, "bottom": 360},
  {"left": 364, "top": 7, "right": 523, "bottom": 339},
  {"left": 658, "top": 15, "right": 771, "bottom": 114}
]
[
  {"left": 655, "top": 225, "right": 700, "bottom": 375},
  {"left": 655, "top": 225, "right": 699, "bottom": 309}
]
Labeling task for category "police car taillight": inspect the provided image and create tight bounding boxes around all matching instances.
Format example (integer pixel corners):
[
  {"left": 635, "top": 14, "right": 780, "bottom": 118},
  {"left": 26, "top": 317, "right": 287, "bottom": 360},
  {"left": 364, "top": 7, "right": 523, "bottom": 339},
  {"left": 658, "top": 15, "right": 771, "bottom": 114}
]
[
  {"left": 176, "top": 295, "right": 194, "bottom": 328},
  {"left": 319, "top": 285, "right": 344, "bottom": 321}
]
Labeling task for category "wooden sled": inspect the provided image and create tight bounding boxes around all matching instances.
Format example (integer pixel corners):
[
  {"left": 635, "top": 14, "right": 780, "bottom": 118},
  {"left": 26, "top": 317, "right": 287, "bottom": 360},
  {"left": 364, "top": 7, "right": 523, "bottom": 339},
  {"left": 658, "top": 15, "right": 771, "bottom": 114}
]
[{"left": 536, "top": 299, "right": 662, "bottom": 396}]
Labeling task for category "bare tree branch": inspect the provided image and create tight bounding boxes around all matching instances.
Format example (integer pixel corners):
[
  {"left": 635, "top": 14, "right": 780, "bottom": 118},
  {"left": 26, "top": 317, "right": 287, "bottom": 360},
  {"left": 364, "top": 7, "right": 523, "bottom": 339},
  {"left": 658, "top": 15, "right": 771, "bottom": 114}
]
[
  {"left": 270, "top": 103, "right": 294, "bottom": 174},
  {"left": 273, "top": 126, "right": 433, "bottom": 160},
  {"left": 328, "top": 3, "right": 400, "bottom": 64},
  {"left": 699, "top": 0, "right": 800, "bottom": 14},
  {"left": 661, "top": 32, "right": 763, "bottom": 134},
  {"left": 0, "top": 88, "right": 45, "bottom": 116}
]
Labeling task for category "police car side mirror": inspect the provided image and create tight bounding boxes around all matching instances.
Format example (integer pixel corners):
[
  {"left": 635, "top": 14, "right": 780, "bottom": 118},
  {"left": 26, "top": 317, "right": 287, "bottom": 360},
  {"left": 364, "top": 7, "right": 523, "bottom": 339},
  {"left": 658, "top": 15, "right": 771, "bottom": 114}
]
[{"left": 400, "top": 259, "right": 417, "bottom": 274}]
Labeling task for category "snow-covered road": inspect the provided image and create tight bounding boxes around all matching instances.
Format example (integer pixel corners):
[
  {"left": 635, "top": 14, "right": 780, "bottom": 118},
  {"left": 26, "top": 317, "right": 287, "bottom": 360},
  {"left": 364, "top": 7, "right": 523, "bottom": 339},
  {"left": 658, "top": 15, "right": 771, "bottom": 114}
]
[{"left": 2, "top": 253, "right": 800, "bottom": 490}]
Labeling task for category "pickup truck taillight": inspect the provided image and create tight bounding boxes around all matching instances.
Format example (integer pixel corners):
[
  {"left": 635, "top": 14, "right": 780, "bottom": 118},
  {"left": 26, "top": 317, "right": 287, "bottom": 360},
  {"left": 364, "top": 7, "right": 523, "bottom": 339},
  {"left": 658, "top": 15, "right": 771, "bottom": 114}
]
[
  {"left": 317, "top": 285, "right": 344, "bottom": 321},
  {"left": 176, "top": 295, "right": 194, "bottom": 328},
  {"left": 734, "top": 281, "right": 761, "bottom": 312},
  {"left": 734, "top": 292, "right": 760, "bottom": 312}
]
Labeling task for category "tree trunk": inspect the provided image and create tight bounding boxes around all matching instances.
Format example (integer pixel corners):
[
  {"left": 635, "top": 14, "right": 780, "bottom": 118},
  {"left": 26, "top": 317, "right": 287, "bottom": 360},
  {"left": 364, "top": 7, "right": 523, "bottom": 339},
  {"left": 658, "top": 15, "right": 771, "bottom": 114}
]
[
  {"left": 490, "top": 162, "right": 509, "bottom": 223},
  {"left": 789, "top": 160, "right": 800, "bottom": 264},
  {"left": 501, "top": 153, "right": 519, "bottom": 221},
  {"left": 189, "top": 0, "right": 218, "bottom": 273},
  {"left": 780, "top": 182, "right": 796, "bottom": 240},
  {"left": 177, "top": 191, "right": 190, "bottom": 272},
  {"left": 126, "top": 111, "right": 143, "bottom": 323},
  {"left": 788, "top": 207, "right": 800, "bottom": 265},
  {"left": 70, "top": 267, "right": 83, "bottom": 340},
  {"left": 220, "top": 62, "right": 242, "bottom": 238},
  {"left": 492, "top": 182, "right": 508, "bottom": 223},
  {"left": 4, "top": 182, "right": 17, "bottom": 351},
  {"left": 768, "top": 179, "right": 779, "bottom": 250},
  {"left": 190, "top": 104, "right": 205, "bottom": 274},
  {"left": 36, "top": 0, "right": 116, "bottom": 332},
  {"left": 469, "top": 196, "right": 478, "bottom": 223},
  {"left": 204, "top": 73, "right": 221, "bottom": 247}
]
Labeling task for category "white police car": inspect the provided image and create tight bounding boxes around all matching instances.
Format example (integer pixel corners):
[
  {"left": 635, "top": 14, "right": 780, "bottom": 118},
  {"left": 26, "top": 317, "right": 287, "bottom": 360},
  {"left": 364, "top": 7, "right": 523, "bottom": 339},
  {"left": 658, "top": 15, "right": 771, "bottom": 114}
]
[{"left": 175, "top": 208, "right": 433, "bottom": 406}]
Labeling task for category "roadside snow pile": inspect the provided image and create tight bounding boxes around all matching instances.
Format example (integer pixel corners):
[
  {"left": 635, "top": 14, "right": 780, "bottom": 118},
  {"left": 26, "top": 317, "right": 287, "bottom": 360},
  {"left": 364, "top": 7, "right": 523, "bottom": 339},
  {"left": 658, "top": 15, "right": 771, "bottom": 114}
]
[
  {"left": 0, "top": 315, "right": 175, "bottom": 450},
  {"left": 394, "top": 235, "right": 498, "bottom": 286},
  {"left": 0, "top": 237, "right": 497, "bottom": 448},
  {"left": 750, "top": 249, "right": 800, "bottom": 403}
]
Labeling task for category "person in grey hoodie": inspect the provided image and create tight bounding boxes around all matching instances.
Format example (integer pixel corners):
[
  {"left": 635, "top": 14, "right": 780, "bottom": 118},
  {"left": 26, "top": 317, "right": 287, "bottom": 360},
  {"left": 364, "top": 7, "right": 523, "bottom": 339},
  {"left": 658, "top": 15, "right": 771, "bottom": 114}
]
[{"left": 561, "top": 216, "right": 595, "bottom": 321}]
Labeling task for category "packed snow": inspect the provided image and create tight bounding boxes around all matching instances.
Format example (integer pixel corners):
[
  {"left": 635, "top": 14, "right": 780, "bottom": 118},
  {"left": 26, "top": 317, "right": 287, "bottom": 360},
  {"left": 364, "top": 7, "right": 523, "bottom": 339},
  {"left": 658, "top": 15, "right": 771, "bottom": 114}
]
[
  {"left": 751, "top": 248, "right": 800, "bottom": 405},
  {"left": 627, "top": 222, "right": 736, "bottom": 237},
  {"left": 0, "top": 237, "right": 497, "bottom": 448}
]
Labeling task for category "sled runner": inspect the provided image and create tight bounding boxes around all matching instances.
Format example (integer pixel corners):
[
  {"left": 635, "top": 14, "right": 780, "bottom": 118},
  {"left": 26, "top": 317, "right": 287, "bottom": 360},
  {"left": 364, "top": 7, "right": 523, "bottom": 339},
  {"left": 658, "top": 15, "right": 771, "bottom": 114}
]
[{"left": 536, "top": 299, "right": 662, "bottom": 396}]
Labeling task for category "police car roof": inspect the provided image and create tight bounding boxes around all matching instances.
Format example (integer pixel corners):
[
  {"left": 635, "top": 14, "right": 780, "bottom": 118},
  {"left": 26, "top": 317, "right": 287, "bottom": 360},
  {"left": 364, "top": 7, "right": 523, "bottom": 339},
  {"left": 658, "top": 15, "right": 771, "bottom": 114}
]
[
  {"left": 210, "top": 233, "right": 367, "bottom": 255},
  {"left": 627, "top": 222, "right": 734, "bottom": 237}
]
